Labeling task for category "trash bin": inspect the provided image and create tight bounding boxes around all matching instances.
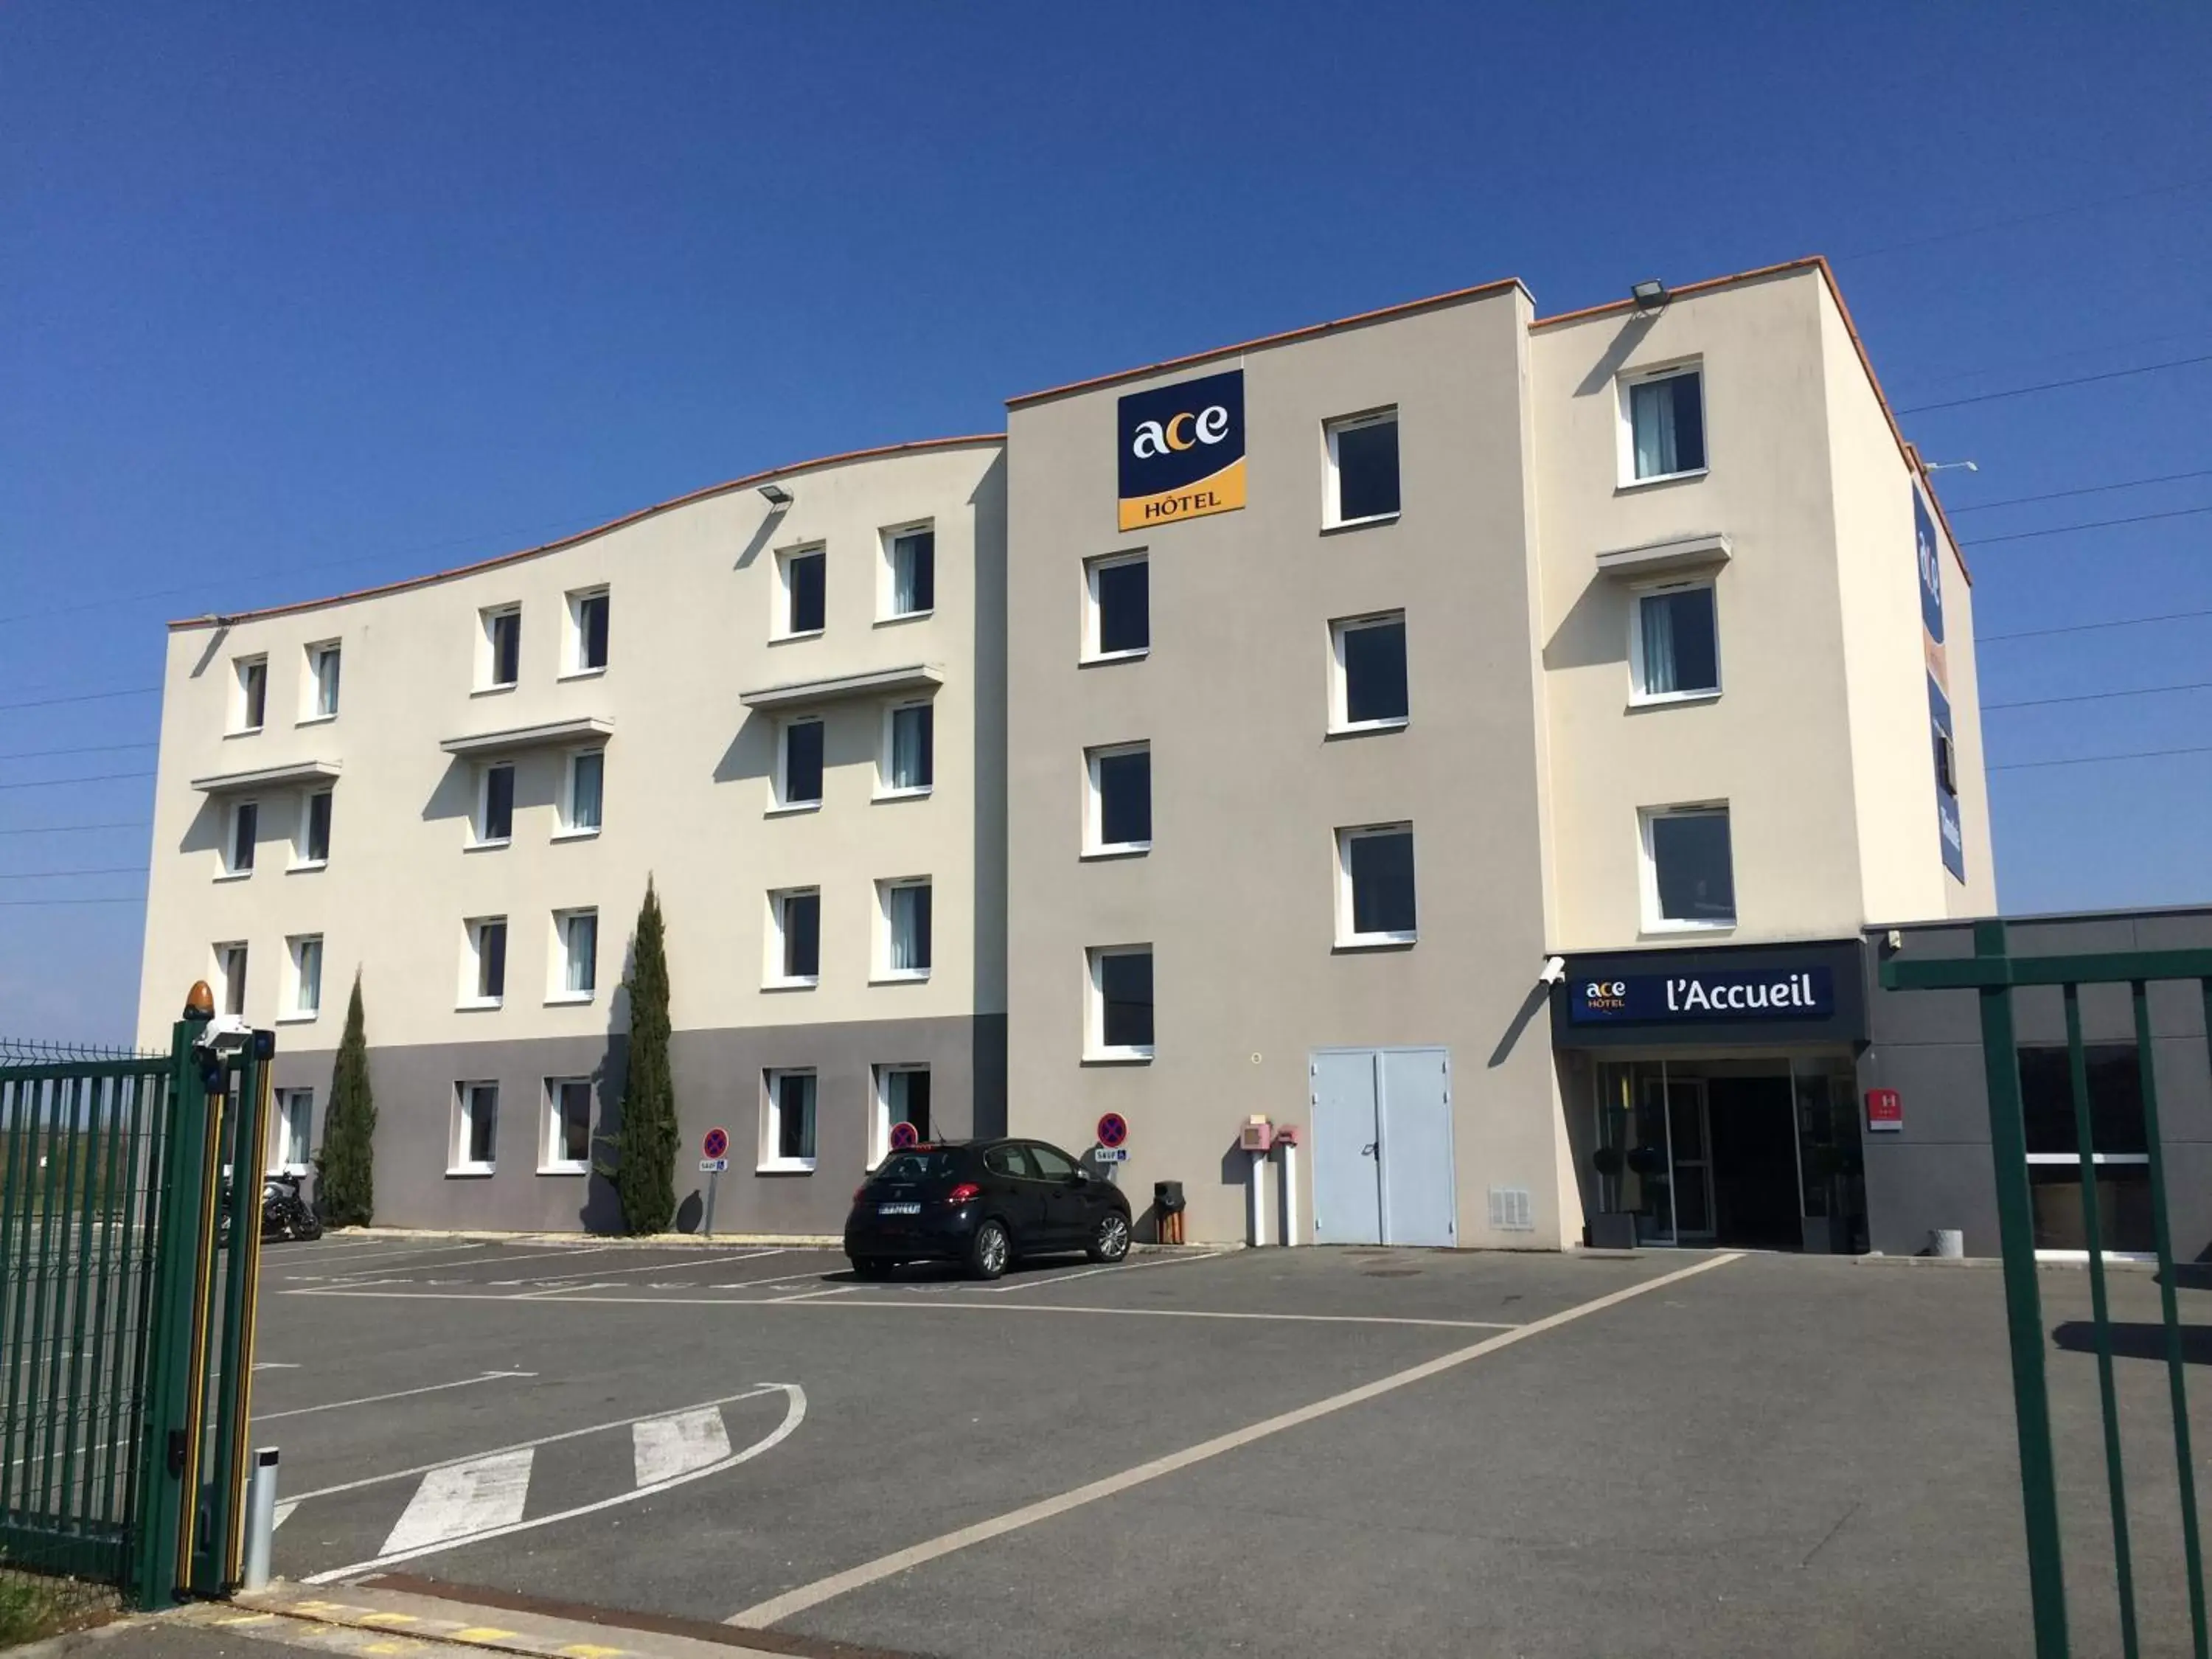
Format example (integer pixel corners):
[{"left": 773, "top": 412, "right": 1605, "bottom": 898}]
[{"left": 1154, "top": 1180, "right": 1186, "bottom": 1214}]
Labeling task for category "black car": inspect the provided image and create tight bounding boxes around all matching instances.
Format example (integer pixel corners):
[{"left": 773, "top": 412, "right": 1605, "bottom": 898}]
[{"left": 844, "top": 1138, "right": 1133, "bottom": 1280}]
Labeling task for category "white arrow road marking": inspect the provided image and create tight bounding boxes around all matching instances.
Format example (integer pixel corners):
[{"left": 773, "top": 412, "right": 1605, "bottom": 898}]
[
  {"left": 632, "top": 1406, "right": 732, "bottom": 1486},
  {"left": 378, "top": 1448, "right": 534, "bottom": 1556},
  {"left": 302, "top": 1382, "right": 805, "bottom": 1584},
  {"left": 272, "top": 1500, "right": 298, "bottom": 1531}
]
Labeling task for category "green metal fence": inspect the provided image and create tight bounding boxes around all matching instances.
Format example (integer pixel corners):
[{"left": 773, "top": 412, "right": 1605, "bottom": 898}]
[
  {"left": 1882, "top": 920, "right": 2212, "bottom": 1659},
  {"left": 0, "top": 1015, "right": 274, "bottom": 1610}
]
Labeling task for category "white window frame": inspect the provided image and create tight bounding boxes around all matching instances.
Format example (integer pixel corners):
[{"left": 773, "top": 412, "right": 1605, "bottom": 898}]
[
  {"left": 1335, "top": 823, "right": 1418, "bottom": 948},
  {"left": 1082, "top": 551, "right": 1150, "bottom": 664},
  {"left": 541, "top": 1077, "right": 594, "bottom": 1175},
  {"left": 451, "top": 1082, "right": 498, "bottom": 1176},
  {"left": 473, "top": 761, "right": 516, "bottom": 847},
  {"left": 774, "top": 545, "right": 827, "bottom": 641},
  {"left": 877, "top": 700, "right": 934, "bottom": 800},
  {"left": 282, "top": 933, "right": 323, "bottom": 1023},
  {"left": 759, "top": 1068, "right": 818, "bottom": 1173},
  {"left": 1327, "top": 611, "right": 1411, "bottom": 734},
  {"left": 563, "top": 586, "right": 609, "bottom": 678},
  {"left": 215, "top": 942, "right": 249, "bottom": 1019},
  {"left": 1083, "top": 742, "right": 1151, "bottom": 858},
  {"left": 231, "top": 655, "right": 268, "bottom": 735},
  {"left": 772, "top": 717, "right": 826, "bottom": 814},
  {"left": 879, "top": 521, "right": 936, "bottom": 622},
  {"left": 549, "top": 908, "right": 597, "bottom": 1004},
  {"left": 1628, "top": 578, "right": 1722, "bottom": 706},
  {"left": 461, "top": 916, "right": 508, "bottom": 1009},
  {"left": 479, "top": 605, "right": 522, "bottom": 691},
  {"left": 293, "top": 788, "right": 333, "bottom": 870},
  {"left": 1638, "top": 801, "right": 1736, "bottom": 933},
  {"left": 764, "top": 887, "right": 821, "bottom": 990},
  {"left": 1322, "top": 408, "right": 1402, "bottom": 530},
  {"left": 302, "top": 641, "right": 341, "bottom": 724},
  {"left": 220, "top": 798, "right": 259, "bottom": 878},
  {"left": 1616, "top": 360, "right": 1709, "bottom": 489},
  {"left": 875, "top": 877, "right": 933, "bottom": 983},
  {"left": 557, "top": 748, "right": 605, "bottom": 840},
  {"left": 273, "top": 1088, "right": 313, "bottom": 1175},
  {"left": 1085, "top": 945, "right": 1155, "bottom": 1062},
  {"left": 871, "top": 1064, "right": 931, "bottom": 1166}
]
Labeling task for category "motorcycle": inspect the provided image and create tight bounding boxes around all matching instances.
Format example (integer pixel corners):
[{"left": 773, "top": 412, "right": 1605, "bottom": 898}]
[{"left": 218, "top": 1170, "right": 324, "bottom": 1246}]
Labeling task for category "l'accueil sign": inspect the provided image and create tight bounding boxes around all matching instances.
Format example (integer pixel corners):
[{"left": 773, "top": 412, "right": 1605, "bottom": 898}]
[{"left": 1568, "top": 967, "right": 1836, "bottom": 1023}]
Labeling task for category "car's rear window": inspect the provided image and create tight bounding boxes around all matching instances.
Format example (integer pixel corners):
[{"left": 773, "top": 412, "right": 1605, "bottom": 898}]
[{"left": 870, "top": 1150, "right": 965, "bottom": 1182}]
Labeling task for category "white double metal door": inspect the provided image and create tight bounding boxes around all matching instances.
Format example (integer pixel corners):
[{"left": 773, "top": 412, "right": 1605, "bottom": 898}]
[{"left": 1310, "top": 1047, "right": 1455, "bottom": 1248}]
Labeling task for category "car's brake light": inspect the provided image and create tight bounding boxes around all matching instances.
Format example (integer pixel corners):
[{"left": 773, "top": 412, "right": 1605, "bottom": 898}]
[
  {"left": 946, "top": 1182, "right": 981, "bottom": 1206},
  {"left": 852, "top": 1185, "right": 869, "bottom": 1204}
]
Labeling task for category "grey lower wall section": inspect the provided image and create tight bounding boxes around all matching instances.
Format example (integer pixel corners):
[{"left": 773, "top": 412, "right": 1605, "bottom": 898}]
[
  {"left": 1862, "top": 909, "right": 2212, "bottom": 1259},
  {"left": 268, "top": 1013, "right": 1008, "bottom": 1237}
]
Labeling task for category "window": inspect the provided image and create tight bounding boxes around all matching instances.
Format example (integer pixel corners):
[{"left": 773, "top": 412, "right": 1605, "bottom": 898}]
[
  {"left": 1325, "top": 410, "right": 1401, "bottom": 526},
  {"left": 1336, "top": 824, "right": 1417, "bottom": 946},
  {"left": 761, "top": 1070, "right": 817, "bottom": 1172},
  {"left": 1029, "top": 1142, "right": 1077, "bottom": 1181},
  {"left": 1085, "top": 743, "right": 1152, "bottom": 855},
  {"left": 296, "top": 790, "right": 332, "bottom": 867},
  {"left": 1622, "top": 364, "right": 1707, "bottom": 483},
  {"left": 465, "top": 917, "right": 508, "bottom": 1006},
  {"left": 476, "top": 762, "right": 515, "bottom": 845},
  {"left": 286, "top": 934, "right": 323, "bottom": 1020},
  {"left": 568, "top": 588, "right": 609, "bottom": 675},
  {"left": 778, "top": 547, "right": 827, "bottom": 637},
  {"left": 1935, "top": 727, "right": 1958, "bottom": 797},
  {"left": 1641, "top": 804, "right": 1736, "bottom": 930},
  {"left": 1084, "top": 552, "right": 1149, "bottom": 661},
  {"left": 879, "top": 879, "right": 932, "bottom": 979},
  {"left": 481, "top": 606, "right": 521, "bottom": 689},
  {"left": 563, "top": 751, "right": 604, "bottom": 836},
  {"left": 984, "top": 1143, "right": 1035, "bottom": 1179},
  {"left": 305, "top": 643, "right": 341, "bottom": 721},
  {"left": 216, "top": 943, "right": 248, "bottom": 1018},
  {"left": 1329, "top": 613, "right": 1409, "bottom": 731},
  {"left": 767, "top": 888, "right": 821, "bottom": 987},
  {"left": 1631, "top": 582, "right": 1719, "bottom": 703},
  {"left": 224, "top": 800, "right": 259, "bottom": 875},
  {"left": 776, "top": 718, "right": 824, "bottom": 810},
  {"left": 543, "top": 1079, "right": 594, "bottom": 1175},
  {"left": 274, "top": 1089, "right": 313, "bottom": 1175},
  {"left": 874, "top": 1065, "right": 931, "bottom": 1162},
  {"left": 554, "top": 908, "right": 597, "bottom": 1000},
  {"left": 2020, "top": 1045, "right": 2154, "bottom": 1255},
  {"left": 886, "top": 526, "right": 935, "bottom": 619},
  {"left": 233, "top": 656, "right": 268, "bottom": 733},
  {"left": 1087, "top": 945, "right": 1154, "bottom": 1060},
  {"left": 452, "top": 1082, "right": 498, "bottom": 1174},
  {"left": 882, "top": 703, "right": 933, "bottom": 796}
]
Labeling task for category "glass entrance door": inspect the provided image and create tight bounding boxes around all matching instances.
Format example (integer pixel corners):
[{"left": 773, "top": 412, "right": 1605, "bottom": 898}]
[{"left": 1665, "top": 1078, "right": 1716, "bottom": 1242}]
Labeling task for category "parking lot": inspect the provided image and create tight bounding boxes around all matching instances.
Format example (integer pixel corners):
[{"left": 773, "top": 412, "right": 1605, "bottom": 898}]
[{"left": 238, "top": 1236, "right": 2212, "bottom": 1659}]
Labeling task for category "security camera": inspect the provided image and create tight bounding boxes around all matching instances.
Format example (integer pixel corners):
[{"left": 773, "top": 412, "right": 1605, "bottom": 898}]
[
  {"left": 1539, "top": 956, "right": 1568, "bottom": 986},
  {"left": 195, "top": 1015, "right": 254, "bottom": 1057}
]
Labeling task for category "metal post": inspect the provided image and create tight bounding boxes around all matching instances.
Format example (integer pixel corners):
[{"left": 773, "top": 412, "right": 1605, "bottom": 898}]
[
  {"left": 703, "top": 1169, "right": 719, "bottom": 1241},
  {"left": 240, "top": 1448, "right": 278, "bottom": 1593},
  {"left": 1281, "top": 1140, "right": 1300, "bottom": 1248},
  {"left": 1247, "top": 1150, "right": 1267, "bottom": 1247}
]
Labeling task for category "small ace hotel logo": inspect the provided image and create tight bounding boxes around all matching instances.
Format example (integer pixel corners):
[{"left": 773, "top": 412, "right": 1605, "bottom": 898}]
[{"left": 1117, "top": 369, "right": 1246, "bottom": 532}]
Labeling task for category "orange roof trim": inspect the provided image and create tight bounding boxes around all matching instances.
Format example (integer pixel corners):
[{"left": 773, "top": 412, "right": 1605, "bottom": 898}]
[{"left": 170, "top": 433, "right": 1007, "bottom": 630}]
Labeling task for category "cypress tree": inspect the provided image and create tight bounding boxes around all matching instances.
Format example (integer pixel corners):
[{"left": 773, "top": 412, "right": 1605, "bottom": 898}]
[
  {"left": 599, "top": 877, "right": 678, "bottom": 1234},
  {"left": 315, "top": 971, "right": 376, "bottom": 1226}
]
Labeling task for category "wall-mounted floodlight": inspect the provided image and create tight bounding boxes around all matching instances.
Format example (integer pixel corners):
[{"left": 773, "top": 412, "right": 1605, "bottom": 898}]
[
  {"left": 758, "top": 483, "right": 793, "bottom": 507},
  {"left": 1630, "top": 278, "right": 1669, "bottom": 312},
  {"left": 1539, "top": 955, "right": 1568, "bottom": 986},
  {"left": 1923, "top": 459, "right": 1979, "bottom": 476}
]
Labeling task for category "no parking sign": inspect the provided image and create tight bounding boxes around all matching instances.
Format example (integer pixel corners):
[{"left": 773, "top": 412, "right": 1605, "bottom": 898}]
[{"left": 889, "top": 1120, "right": 921, "bottom": 1152}]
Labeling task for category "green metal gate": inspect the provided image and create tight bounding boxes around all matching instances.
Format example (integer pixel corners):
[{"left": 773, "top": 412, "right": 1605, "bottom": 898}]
[
  {"left": 1882, "top": 919, "right": 2212, "bottom": 1659},
  {"left": 0, "top": 1008, "right": 274, "bottom": 1610}
]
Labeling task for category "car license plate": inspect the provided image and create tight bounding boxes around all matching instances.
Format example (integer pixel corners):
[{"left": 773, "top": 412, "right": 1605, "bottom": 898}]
[{"left": 877, "top": 1202, "right": 921, "bottom": 1216}]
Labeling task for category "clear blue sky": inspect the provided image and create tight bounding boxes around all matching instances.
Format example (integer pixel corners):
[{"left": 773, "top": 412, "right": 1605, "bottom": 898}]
[{"left": 4, "top": 1, "right": 2209, "bottom": 1040}]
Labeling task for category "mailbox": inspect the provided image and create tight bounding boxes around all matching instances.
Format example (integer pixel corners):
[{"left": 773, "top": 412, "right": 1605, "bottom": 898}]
[{"left": 1239, "top": 1116, "right": 1274, "bottom": 1153}]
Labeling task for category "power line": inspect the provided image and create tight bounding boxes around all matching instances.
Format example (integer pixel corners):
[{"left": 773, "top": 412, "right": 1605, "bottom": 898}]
[
  {"left": 1834, "top": 175, "right": 2212, "bottom": 263},
  {"left": 0, "top": 820, "right": 148, "bottom": 837},
  {"left": 0, "top": 771, "right": 156, "bottom": 793},
  {"left": 1947, "top": 467, "right": 2212, "bottom": 515},
  {"left": 1888, "top": 327, "right": 2212, "bottom": 394},
  {"left": 1992, "top": 743, "right": 2212, "bottom": 773},
  {"left": 1986, "top": 678, "right": 2212, "bottom": 712},
  {"left": 1897, "top": 352, "right": 2212, "bottom": 414},
  {"left": 0, "top": 866, "right": 149, "bottom": 882},
  {"left": 0, "top": 740, "right": 158, "bottom": 762},
  {"left": 1960, "top": 505, "right": 2212, "bottom": 546},
  {"left": 0, "top": 686, "right": 160, "bottom": 714},
  {"left": 0, "top": 896, "right": 144, "bottom": 908},
  {"left": 1981, "top": 606, "right": 2212, "bottom": 644}
]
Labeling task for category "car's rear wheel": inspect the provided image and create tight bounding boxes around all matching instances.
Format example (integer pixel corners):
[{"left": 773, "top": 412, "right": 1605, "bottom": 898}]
[
  {"left": 849, "top": 1256, "right": 895, "bottom": 1281},
  {"left": 1087, "top": 1211, "right": 1131, "bottom": 1264},
  {"left": 967, "top": 1220, "right": 1010, "bottom": 1281}
]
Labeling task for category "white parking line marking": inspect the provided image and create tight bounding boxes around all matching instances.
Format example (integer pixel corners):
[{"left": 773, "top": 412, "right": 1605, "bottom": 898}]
[
  {"left": 976, "top": 1250, "right": 1230, "bottom": 1293},
  {"left": 252, "top": 1371, "right": 536, "bottom": 1423},
  {"left": 296, "top": 1243, "right": 496, "bottom": 1271},
  {"left": 769, "top": 1286, "right": 853, "bottom": 1304},
  {"left": 517, "top": 1248, "right": 784, "bottom": 1285},
  {"left": 380, "top": 1447, "right": 534, "bottom": 1556},
  {"left": 271, "top": 1500, "right": 297, "bottom": 1531},
  {"left": 725, "top": 1253, "right": 1741, "bottom": 1629},
  {"left": 253, "top": 1362, "right": 302, "bottom": 1371},
  {"left": 632, "top": 1405, "right": 732, "bottom": 1486}
]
